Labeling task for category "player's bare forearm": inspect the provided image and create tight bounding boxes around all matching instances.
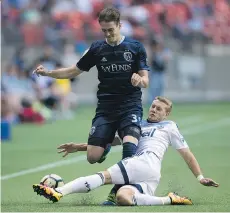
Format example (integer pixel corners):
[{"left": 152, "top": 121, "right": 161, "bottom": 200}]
[
  {"left": 71, "top": 139, "right": 121, "bottom": 151},
  {"left": 138, "top": 70, "right": 149, "bottom": 88},
  {"left": 47, "top": 65, "right": 81, "bottom": 79},
  {"left": 179, "top": 148, "right": 219, "bottom": 187},
  {"left": 75, "top": 143, "right": 88, "bottom": 151},
  {"left": 179, "top": 148, "right": 202, "bottom": 177},
  {"left": 139, "top": 75, "right": 149, "bottom": 88},
  {"left": 58, "top": 139, "right": 121, "bottom": 157},
  {"left": 57, "top": 143, "right": 87, "bottom": 158}
]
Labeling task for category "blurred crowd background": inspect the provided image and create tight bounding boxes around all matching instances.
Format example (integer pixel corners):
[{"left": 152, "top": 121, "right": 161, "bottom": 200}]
[{"left": 1, "top": 0, "right": 230, "bottom": 126}]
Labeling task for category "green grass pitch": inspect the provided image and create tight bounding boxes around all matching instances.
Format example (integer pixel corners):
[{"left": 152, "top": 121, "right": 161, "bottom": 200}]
[{"left": 1, "top": 103, "right": 230, "bottom": 212}]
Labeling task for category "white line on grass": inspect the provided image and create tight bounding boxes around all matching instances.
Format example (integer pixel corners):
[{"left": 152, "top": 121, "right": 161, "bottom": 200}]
[
  {"left": 0, "top": 147, "right": 121, "bottom": 181},
  {"left": 1, "top": 117, "right": 230, "bottom": 181},
  {"left": 176, "top": 115, "right": 204, "bottom": 126},
  {"left": 182, "top": 117, "right": 230, "bottom": 135}
]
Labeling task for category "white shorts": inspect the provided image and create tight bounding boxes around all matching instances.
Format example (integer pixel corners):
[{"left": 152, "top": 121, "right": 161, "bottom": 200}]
[{"left": 107, "top": 151, "right": 161, "bottom": 196}]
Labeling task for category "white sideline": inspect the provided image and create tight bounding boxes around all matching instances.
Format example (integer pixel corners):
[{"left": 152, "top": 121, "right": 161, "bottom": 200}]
[
  {"left": 176, "top": 115, "right": 203, "bottom": 126},
  {"left": 1, "top": 117, "right": 230, "bottom": 181}
]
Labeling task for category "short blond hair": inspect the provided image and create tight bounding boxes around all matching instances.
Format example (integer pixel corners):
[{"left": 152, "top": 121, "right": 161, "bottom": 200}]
[{"left": 155, "top": 96, "right": 172, "bottom": 114}]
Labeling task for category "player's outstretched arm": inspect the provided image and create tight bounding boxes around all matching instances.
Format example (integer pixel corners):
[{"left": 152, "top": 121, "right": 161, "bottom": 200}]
[
  {"left": 57, "top": 137, "right": 122, "bottom": 158},
  {"left": 33, "top": 65, "right": 82, "bottom": 79},
  {"left": 57, "top": 143, "right": 87, "bottom": 157},
  {"left": 178, "top": 148, "right": 219, "bottom": 187}
]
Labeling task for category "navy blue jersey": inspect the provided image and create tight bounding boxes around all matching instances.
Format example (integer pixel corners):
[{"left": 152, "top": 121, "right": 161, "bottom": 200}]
[{"left": 77, "top": 37, "right": 150, "bottom": 112}]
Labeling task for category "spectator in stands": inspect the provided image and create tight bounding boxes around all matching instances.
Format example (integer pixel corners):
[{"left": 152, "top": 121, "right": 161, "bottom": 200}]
[
  {"left": 18, "top": 98, "right": 45, "bottom": 124},
  {"left": 31, "top": 45, "right": 62, "bottom": 111},
  {"left": 172, "top": 16, "right": 193, "bottom": 51},
  {"left": 13, "top": 47, "right": 25, "bottom": 71},
  {"left": 148, "top": 39, "right": 171, "bottom": 104},
  {"left": 2, "top": 64, "right": 35, "bottom": 116},
  {"left": 1, "top": 90, "right": 19, "bottom": 124},
  {"left": 32, "top": 44, "right": 76, "bottom": 119}
]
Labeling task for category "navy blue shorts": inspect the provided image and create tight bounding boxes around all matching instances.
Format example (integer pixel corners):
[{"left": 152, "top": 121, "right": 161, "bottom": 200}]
[{"left": 88, "top": 109, "right": 142, "bottom": 148}]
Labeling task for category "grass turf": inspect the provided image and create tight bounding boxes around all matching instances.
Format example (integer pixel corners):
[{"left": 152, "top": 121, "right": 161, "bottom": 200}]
[{"left": 1, "top": 103, "right": 230, "bottom": 212}]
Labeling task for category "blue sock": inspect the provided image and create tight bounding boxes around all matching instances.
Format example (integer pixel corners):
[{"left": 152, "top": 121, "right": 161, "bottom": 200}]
[{"left": 122, "top": 142, "right": 137, "bottom": 159}]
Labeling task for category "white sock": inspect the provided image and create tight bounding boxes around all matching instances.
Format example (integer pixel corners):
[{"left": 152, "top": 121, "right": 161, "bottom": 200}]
[
  {"left": 133, "top": 194, "right": 171, "bottom": 206},
  {"left": 56, "top": 173, "right": 104, "bottom": 196}
]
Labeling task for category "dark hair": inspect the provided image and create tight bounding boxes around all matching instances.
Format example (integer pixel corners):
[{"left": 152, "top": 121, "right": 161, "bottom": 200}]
[{"left": 98, "top": 7, "right": 120, "bottom": 24}]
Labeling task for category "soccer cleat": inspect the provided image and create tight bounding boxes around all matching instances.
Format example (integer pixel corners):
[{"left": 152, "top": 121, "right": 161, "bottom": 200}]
[
  {"left": 102, "top": 191, "right": 116, "bottom": 206},
  {"left": 168, "top": 192, "right": 193, "bottom": 205},
  {"left": 97, "top": 144, "right": 111, "bottom": 163},
  {"left": 33, "top": 184, "right": 63, "bottom": 203}
]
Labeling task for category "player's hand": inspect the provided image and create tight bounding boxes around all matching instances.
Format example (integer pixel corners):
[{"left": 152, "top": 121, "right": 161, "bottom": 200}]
[
  {"left": 131, "top": 73, "right": 142, "bottom": 87},
  {"left": 200, "top": 178, "right": 219, "bottom": 187},
  {"left": 57, "top": 143, "right": 80, "bottom": 157},
  {"left": 33, "top": 65, "right": 49, "bottom": 77}
]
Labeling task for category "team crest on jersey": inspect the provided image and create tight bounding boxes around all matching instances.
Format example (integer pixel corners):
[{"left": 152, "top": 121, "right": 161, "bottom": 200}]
[
  {"left": 90, "top": 126, "right": 96, "bottom": 135},
  {"left": 124, "top": 52, "right": 132, "bottom": 62},
  {"left": 157, "top": 125, "right": 164, "bottom": 129}
]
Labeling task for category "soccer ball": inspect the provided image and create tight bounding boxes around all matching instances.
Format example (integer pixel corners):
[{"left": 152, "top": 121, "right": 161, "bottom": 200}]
[{"left": 40, "top": 174, "right": 64, "bottom": 188}]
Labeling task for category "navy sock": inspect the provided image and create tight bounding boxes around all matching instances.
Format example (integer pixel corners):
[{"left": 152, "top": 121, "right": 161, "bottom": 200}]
[{"left": 122, "top": 142, "right": 137, "bottom": 159}]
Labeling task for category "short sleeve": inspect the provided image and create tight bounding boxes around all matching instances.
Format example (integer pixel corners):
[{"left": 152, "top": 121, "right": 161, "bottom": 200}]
[
  {"left": 170, "top": 123, "right": 189, "bottom": 150},
  {"left": 138, "top": 43, "right": 150, "bottom": 71},
  {"left": 76, "top": 42, "right": 97, "bottom": 72}
]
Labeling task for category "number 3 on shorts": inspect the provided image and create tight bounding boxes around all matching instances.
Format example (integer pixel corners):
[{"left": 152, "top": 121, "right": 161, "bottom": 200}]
[{"left": 131, "top": 114, "right": 140, "bottom": 123}]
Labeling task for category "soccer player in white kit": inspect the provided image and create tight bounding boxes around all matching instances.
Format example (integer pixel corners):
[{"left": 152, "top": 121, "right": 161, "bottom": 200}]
[{"left": 33, "top": 97, "right": 219, "bottom": 206}]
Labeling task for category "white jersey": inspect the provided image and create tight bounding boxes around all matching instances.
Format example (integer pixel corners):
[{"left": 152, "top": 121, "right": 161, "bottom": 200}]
[
  {"left": 108, "top": 119, "right": 189, "bottom": 196},
  {"left": 136, "top": 120, "right": 189, "bottom": 162}
]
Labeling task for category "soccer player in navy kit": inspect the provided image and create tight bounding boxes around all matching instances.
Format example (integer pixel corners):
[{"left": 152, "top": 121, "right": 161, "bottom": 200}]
[
  {"left": 33, "top": 7, "right": 149, "bottom": 200},
  {"left": 34, "top": 7, "right": 149, "bottom": 163}
]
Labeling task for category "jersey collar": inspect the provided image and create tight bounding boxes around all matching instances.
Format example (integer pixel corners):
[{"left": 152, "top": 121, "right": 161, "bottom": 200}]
[
  {"left": 147, "top": 119, "right": 159, "bottom": 123},
  {"left": 106, "top": 35, "right": 125, "bottom": 46}
]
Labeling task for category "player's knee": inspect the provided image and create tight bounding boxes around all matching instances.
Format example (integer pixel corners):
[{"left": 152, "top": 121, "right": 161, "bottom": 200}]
[
  {"left": 119, "top": 126, "right": 141, "bottom": 143},
  {"left": 116, "top": 188, "right": 134, "bottom": 206},
  {"left": 87, "top": 153, "right": 101, "bottom": 164},
  {"left": 87, "top": 145, "right": 105, "bottom": 164},
  {"left": 87, "top": 156, "right": 98, "bottom": 164}
]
